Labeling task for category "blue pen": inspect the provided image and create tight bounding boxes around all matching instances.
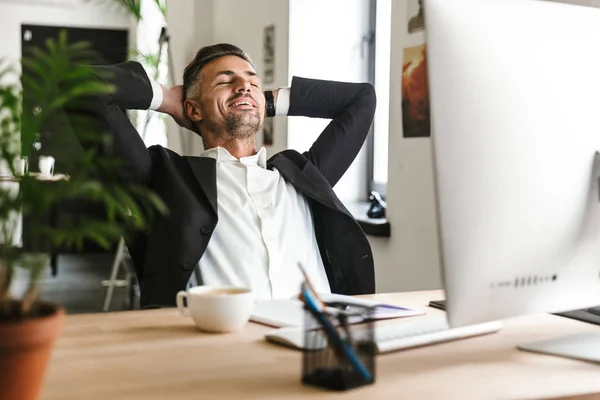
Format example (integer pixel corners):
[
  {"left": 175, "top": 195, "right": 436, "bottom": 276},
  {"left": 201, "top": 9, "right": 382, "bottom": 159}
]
[{"left": 301, "top": 284, "right": 372, "bottom": 382}]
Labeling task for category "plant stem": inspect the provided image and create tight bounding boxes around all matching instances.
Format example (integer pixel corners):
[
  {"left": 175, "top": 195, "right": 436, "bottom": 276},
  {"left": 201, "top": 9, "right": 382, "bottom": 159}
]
[
  {"left": 18, "top": 253, "right": 48, "bottom": 317},
  {"left": 21, "top": 285, "right": 39, "bottom": 316}
]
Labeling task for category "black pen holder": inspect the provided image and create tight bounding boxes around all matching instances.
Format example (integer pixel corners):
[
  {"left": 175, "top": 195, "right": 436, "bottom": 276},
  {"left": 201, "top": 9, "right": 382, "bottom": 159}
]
[{"left": 301, "top": 301, "right": 376, "bottom": 391}]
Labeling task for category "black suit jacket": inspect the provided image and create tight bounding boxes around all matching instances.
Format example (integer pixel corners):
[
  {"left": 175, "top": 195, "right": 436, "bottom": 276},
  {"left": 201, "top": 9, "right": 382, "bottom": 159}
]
[{"left": 77, "top": 61, "right": 377, "bottom": 308}]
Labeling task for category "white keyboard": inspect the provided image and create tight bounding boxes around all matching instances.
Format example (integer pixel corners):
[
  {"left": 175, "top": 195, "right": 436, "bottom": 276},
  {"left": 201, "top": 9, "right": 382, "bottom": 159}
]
[
  {"left": 265, "top": 317, "right": 502, "bottom": 353},
  {"left": 370, "top": 317, "right": 502, "bottom": 353}
]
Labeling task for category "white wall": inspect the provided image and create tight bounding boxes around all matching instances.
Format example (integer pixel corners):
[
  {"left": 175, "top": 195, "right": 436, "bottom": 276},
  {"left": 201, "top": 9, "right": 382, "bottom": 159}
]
[
  {"left": 212, "top": 0, "right": 290, "bottom": 158},
  {"left": 367, "top": 0, "right": 442, "bottom": 294},
  {"left": 547, "top": 0, "right": 600, "bottom": 5},
  {"left": 164, "top": 0, "right": 212, "bottom": 156},
  {"left": 0, "top": 0, "right": 133, "bottom": 71}
]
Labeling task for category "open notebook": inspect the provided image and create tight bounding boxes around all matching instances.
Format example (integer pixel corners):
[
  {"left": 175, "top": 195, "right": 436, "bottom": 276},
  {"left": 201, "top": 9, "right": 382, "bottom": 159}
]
[{"left": 250, "top": 293, "right": 424, "bottom": 328}]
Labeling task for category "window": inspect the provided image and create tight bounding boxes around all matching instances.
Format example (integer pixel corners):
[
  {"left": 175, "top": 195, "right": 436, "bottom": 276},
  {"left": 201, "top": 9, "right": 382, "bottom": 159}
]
[
  {"left": 371, "top": 0, "right": 391, "bottom": 196},
  {"left": 361, "top": 0, "right": 391, "bottom": 199}
]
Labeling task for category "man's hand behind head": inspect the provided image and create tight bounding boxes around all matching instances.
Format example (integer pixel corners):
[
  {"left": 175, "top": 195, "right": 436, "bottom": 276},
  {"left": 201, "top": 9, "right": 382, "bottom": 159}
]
[{"left": 158, "top": 84, "right": 201, "bottom": 136}]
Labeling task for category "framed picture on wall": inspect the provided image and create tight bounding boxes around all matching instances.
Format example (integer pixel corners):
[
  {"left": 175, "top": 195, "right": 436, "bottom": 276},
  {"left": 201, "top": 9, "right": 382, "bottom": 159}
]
[
  {"left": 408, "top": 0, "right": 425, "bottom": 33},
  {"left": 402, "top": 44, "right": 430, "bottom": 138},
  {"left": 263, "top": 25, "right": 275, "bottom": 84}
]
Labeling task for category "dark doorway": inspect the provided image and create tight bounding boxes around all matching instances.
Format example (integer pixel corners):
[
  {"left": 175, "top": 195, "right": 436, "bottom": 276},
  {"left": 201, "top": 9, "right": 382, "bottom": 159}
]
[
  {"left": 22, "top": 25, "right": 128, "bottom": 65},
  {"left": 21, "top": 24, "right": 129, "bottom": 173},
  {"left": 21, "top": 25, "right": 129, "bottom": 257}
]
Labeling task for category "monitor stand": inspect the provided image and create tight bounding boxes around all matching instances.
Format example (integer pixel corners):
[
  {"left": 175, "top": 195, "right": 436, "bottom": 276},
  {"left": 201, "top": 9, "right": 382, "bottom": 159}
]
[
  {"left": 517, "top": 333, "right": 600, "bottom": 364},
  {"left": 518, "top": 152, "right": 600, "bottom": 364}
]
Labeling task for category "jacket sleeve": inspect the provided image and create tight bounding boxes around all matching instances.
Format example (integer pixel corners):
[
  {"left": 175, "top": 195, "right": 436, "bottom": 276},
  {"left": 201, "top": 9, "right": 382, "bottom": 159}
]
[
  {"left": 286, "top": 76, "right": 376, "bottom": 187},
  {"left": 67, "top": 61, "right": 156, "bottom": 185},
  {"left": 90, "top": 61, "right": 156, "bottom": 110}
]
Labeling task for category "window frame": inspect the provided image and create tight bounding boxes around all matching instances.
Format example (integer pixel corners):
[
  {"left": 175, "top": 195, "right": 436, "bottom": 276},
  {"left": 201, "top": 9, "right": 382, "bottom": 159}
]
[{"left": 365, "top": 0, "right": 388, "bottom": 200}]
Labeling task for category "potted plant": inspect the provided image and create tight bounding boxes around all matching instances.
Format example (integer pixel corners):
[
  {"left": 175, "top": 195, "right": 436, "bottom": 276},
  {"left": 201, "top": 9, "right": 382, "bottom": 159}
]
[{"left": 0, "top": 31, "right": 167, "bottom": 400}]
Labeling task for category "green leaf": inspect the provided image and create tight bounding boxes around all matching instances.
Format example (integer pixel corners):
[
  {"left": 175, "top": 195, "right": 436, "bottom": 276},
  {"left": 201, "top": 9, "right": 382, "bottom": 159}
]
[{"left": 154, "top": 0, "right": 166, "bottom": 18}]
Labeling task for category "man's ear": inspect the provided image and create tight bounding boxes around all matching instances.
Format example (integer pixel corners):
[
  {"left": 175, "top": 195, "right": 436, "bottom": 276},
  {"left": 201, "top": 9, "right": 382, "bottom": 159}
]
[{"left": 184, "top": 99, "right": 203, "bottom": 123}]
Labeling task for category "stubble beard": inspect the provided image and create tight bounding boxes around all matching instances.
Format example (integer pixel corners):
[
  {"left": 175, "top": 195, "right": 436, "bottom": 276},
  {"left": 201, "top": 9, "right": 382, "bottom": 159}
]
[{"left": 206, "top": 110, "right": 262, "bottom": 140}]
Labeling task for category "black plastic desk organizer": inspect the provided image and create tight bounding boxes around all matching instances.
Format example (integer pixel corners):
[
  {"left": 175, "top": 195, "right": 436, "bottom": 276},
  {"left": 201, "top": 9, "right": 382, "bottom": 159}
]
[{"left": 301, "top": 301, "right": 376, "bottom": 391}]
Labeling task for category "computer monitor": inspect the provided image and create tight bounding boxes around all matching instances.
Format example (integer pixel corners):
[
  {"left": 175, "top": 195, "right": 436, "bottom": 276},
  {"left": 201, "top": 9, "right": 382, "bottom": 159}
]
[{"left": 424, "top": 0, "right": 600, "bottom": 331}]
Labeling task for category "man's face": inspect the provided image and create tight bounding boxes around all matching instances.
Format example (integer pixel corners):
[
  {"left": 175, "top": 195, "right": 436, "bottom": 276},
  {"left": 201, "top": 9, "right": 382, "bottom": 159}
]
[{"left": 187, "top": 55, "right": 265, "bottom": 139}]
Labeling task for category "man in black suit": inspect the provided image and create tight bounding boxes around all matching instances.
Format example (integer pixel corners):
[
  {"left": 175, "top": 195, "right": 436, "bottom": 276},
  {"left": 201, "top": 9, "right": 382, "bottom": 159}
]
[{"left": 83, "top": 43, "right": 376, "bottom": 308}]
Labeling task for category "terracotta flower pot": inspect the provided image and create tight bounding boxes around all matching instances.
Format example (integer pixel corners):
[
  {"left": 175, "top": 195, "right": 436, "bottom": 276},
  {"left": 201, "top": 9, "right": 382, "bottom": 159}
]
[{"left": 0, "top": 301, "right": 65, "bottom": 400}]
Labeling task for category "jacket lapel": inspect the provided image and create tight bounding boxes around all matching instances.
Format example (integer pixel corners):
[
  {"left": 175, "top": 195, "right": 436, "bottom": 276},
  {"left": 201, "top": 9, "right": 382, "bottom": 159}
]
[
  {"left": 185, "top": 157, "right": 218, "bottom": 215},
  {"left": 268, "top": 152, "right": 348, "bottom": 215}
]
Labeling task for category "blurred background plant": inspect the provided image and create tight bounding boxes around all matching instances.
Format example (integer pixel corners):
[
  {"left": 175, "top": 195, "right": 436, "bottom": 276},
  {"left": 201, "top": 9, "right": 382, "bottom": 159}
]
[
  {"left": 110, "top": 0, "right": 166, "bottom": 80},
  {"left": 0, "top": 30, "right": 167, "bottom": 321}
]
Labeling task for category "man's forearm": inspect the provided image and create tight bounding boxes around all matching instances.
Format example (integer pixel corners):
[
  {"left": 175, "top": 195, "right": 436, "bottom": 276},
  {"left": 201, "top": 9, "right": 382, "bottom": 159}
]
[{"left": 286, "top": 76, "right": 375, "bottom": 120}]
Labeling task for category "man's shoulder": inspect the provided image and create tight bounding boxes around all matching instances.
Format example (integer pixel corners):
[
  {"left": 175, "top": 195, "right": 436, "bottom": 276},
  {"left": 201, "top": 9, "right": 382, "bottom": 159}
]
[
  {"left": 148, "top": 144, "right": 186, "bottom": 165},
  {"left": 148, "top": 144, "right": 179, "bottom": 156},
  {"left": 268, "top": 148, "right": 308, "bottom": 169}
]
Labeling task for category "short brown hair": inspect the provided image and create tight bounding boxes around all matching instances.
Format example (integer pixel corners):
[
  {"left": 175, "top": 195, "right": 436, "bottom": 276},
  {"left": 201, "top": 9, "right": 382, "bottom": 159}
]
[{"left": 183, "top": 43, "right": 253, "bottom": 100}]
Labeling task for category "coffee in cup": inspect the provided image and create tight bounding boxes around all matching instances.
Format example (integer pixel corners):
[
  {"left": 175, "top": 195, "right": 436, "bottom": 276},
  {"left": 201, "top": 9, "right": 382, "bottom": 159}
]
[{"left": 176, "top": 286, "right": 254, "bottom": 333}]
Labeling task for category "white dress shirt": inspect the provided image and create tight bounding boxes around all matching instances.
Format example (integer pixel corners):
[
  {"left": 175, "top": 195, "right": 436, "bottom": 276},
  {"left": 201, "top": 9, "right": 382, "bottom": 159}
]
[
  {"left": 197, "top": 146, "right": 331, "bottom": 299},
  {"left": 148, "top": 79, "right": 330, "bottom": 299}
]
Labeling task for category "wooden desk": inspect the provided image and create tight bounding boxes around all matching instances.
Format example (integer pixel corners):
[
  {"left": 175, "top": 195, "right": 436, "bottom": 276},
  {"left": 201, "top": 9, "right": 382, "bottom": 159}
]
[{"left": 41, "top": 290, "right": 600, "bottom": 400}]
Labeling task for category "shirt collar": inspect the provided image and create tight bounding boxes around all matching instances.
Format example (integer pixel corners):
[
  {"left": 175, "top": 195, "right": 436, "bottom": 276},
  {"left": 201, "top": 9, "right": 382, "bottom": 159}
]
[{"left": 199, "top": 146, "right": 267, "bottom": 168}]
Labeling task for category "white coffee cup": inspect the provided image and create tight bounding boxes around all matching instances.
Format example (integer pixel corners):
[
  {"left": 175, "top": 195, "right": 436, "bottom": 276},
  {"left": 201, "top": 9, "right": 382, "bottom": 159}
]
[
  {"left": 38, "top": 155, "right": 55, "bottom": 177},
  {"left": 176, "top": 286, "right": 254, "bottom": 333}
]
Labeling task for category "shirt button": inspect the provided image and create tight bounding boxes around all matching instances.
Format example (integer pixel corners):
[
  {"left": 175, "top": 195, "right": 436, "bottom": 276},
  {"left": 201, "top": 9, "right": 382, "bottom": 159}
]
[
  {"left": 182, "top": 263, "right": 194, "bottom": 271},
  {"left": 201, "top": 227, "right": 213, "bottom": 235}
]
